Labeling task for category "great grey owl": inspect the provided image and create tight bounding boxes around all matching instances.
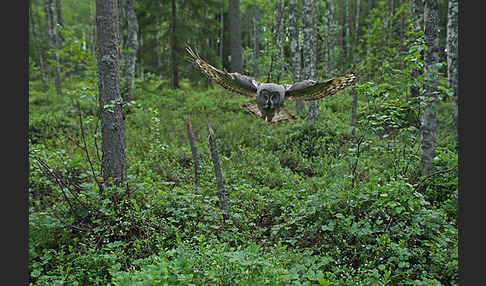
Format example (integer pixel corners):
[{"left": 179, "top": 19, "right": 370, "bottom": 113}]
[{"left": 187, "top": 46, "right": 357, "bottom": 124}]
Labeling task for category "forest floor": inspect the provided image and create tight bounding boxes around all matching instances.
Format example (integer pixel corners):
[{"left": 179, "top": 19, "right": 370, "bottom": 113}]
[{"left": 28, "top": 75, "right": 458, "bottom": 285}]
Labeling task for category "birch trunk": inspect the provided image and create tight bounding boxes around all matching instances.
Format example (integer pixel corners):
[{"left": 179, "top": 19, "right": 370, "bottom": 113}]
[
  {"left": 44, "top": 0, "right": 63, "bottom": 96},
  {"left": 350, "top": 0, "right": 360, "bottom": 141},
  {"left": 289, "top": 0, "right": 304, "bottom": 114},
  {"left": 252, "top": 4, "right": 260, "bottom": 77},
  {"left": 446, "top": 0, "right": 458, "bottom": 129},
  {"left": 95, "top": 0, "right": 127, "bottom": 186},
  {"left": 410, "top": 0, "right": 423, "bottom": 101},
  {"left": 30, "top": 4, "right": 48, "bottom": 88},
  {"left": 303, "top": 0, "right": 317, "bottom": 123},
  {"left": 122, "top": 0, "right": 138, "bottom": 102},
  {"left": 420, "top": 0, "right": 439, "bottom": 176}
]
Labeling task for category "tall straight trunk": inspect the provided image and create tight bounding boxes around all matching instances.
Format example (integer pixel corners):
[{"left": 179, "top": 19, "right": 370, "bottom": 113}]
[
  {"left": 324, "top": 0, "right": 333, "bottom": 77},
  {"left": 447, "top": 0, "right": 458, "bottom": 129},
  {"left": 410, "top": 0, "right": 423, "bottom": 101},
  {"left": 350, "top": 0, "right": 360, "bottom": 141},
  {"left": 345, "top": 0, "right": 350, "bottom": 69},
  {"left": 274, "top": 0, "right": 285, "bottom": 83},
  {"left": 303, "top": 0, "right": 317, "bottom": 123},
  {"left": 95, "top": 0, "right": 127, "bottom": 186},
  {"left": 252, "top": 4, "right": 260, "bottom": 77},
  {"left": 289, "top": 0, "right": 304, "bottom": 114},
  {"left": 420, "top": 0, "right": 439, "bottom": 176},
  {"left": 400, "top": 0, "right": 406, "bottom": 54},
  {"left": 44, "top": 0, "right": 63, "bottom": 96},
  {"left": 122, "top": 0, "right": 138, "bottom": 102},
  {"left": 220, "top": 0, "right": 224, "bottom": 67},
  {"left": 55, "top": 0, "right": 64, "bottom": 42},
  {"left": 170, "top": 0, "right": 179, "bottom": 88},
  {"left": 338, "top": 0, "right": 344, "bottom": 71},
  {"left": 30, "top": 3, "right": 48, "bottom": 88},
  {"left": 229, "top": 0, "right": 243, "bottom": 73}
]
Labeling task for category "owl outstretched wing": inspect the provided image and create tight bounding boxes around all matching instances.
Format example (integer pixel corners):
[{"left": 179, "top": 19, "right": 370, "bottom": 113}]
[
  {"left": 285, "top": 72, "right": 357, "bottom": 101},
  {"left": 186, "top": 46, "right": 259, "bottom": 98},
  {"left": 240, "top": 101, "right": 298, "bottom": 124}
]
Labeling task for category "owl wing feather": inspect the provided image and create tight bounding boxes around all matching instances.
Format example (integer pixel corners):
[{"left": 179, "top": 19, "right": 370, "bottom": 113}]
[
  {"left": 285, "top": 72, "right": 357, "bottom": 101},
  {"left": 186, "top": 46, "right": 259, "bottom": 98},
  {"left": 240, "top": 101, "right": 298, "bottom": 124}
]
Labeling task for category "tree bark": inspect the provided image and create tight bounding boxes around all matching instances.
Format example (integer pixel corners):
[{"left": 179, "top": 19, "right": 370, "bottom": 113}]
[
  {"left": 170, "top": 0, "right": 179, "bottom": 88},
  {"left": 410, "top": 0, "right": 423, "bottom": 101},
  {"left": 289, "top": 0, "right": 304, "bottom": 114},
  {"left": 44, "top": 0, "right": 63, "bottom": 96},
  {"left": 95, "top": 0, "right": 127, "bottom": 186},
  {"left": 420, "top": 0, "right": 439, "bottom": 176},
  {"left": 252, "top": 4, "right": 260, "bottom": 77},
  {"left": 229, "top": 0, "right": 243, "bottom": 73},
  {"left": 122, "top": 0, "right": 138, "bottom": 102},
  {"left": 303, "top": 0, "right": 318, "bottom": 123},
  {"left": 446, "top": 0, "right": 458, "bottom": 129},
  {"left": 55, "top": 0, "right": 64, "bottom": 42},
  {"left": 350, "top": 0, "right": 360, "bottom": 141},
  {"left": 208, "top": 122, "right": 229, "bottom": 212},
  {"left": 187, "top": 120, "right": 202, "bottom": 193},
  {"left": 30, "top": 3, "right": 48, "bottom": 89}
]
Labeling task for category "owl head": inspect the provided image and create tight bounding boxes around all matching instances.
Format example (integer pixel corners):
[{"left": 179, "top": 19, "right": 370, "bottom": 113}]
[{"left": 256, "top": 83, "right": 285, "bottom": 110}]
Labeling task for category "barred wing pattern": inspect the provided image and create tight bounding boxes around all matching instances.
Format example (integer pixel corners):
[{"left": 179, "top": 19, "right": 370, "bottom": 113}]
[
  {"left": 186, "top": 46, "right": 259, "bottom": 98},
  {"left": 285, "top": 72, "right": 357, "bottom": 101}
]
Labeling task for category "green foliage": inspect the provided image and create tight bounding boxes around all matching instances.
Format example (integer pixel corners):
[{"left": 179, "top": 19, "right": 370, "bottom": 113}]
[{"left": 29, "top": 0, "right": 457, "bottom": 284}]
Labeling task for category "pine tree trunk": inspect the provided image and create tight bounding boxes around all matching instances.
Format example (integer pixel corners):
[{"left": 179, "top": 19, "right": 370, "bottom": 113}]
[
  {"left": 420, "top": 0, "right": 439, "bottom": 176},
  {"left": 447, "top": 0, "right": 458, "bottom": 129},
  {"left": 95, "top": 0, "right": 127, "bottom": 186},
  {"left": 303, "top": 0, "right": 317, "bottom": 123},
  {"left": 122, "top": 0, "right": 138, "bottom": 102},
  {"left": 229, "top": 0, "right": 243, "bottom": 73},
  {"left": 170, "top": 0, "right": 179, "bottom": 88},
  {"left": 289, "top": 0, "right": 304, "bottom": 114},
  {"left": 44, "top": 0, "right": 63, "bottom": 96}
]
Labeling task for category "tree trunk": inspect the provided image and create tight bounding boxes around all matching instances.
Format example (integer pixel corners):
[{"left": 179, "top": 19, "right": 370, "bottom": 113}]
[
  {"left": 410, "top": 0, "right": 423, "bottom": 101},
  {"left": 324, "top": 0, "right": 333, "bottom": 77},
  {"left": 30, "top": 3, "right": 48, "bottom": 89},
  {"left": 122, "top": 0, "right": 138, "bottom": 102},
  {"left": 289, "top": 0, "right": 304, "bottom": 114},
  {"left": 220, "top": 0, "right": 224, "bottom": 67},
  {"left": 44, "top": 0, "right": 63, "bottom": 96},
  {"left": 350, "top": 0, "right": 360, "bottom": 141},
  {"left": 170, "top": 0, "right": 179, "bottom": 88},
  {"left": 446, "top": 0, "right": 458, "bottom": 129},
  {"left": 229, "top": 0, "right": 243, "bottom": 73},
  {"left": 400, "top": 0, "right": 406, "bottom": 54},
  {"left": 208, "top": 122, "right": 229, "bottom": 212},
  {"left": 55, "top": 0, "right": 64, "bottom": 42},
  {"left": 345, "top": 0, "right": 350, "bottom": 69},
  {"left": 303, "top": 0, "right": 317, "bottom": 123},
  {"left": 420, "top": 0, "right": 439, "bottom": 176},
  {"left": 252, "top": 4, "right": 260, "bottom": 77},
  {"left": 187, "top": 120, "right": 201, "bottom": 193},
  {"left": 95, "top": 0, "right": 127, "bottom": 186}
]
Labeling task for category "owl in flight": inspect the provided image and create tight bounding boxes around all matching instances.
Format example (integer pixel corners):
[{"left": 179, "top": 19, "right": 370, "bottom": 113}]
[{"left": 187, "top": 46, "right": 357, "bottom": 124}]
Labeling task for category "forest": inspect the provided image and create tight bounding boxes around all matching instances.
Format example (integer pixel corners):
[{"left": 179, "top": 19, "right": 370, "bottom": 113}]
[{"left": 28, "top": 0, "right": 458, "bottom": 285}]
